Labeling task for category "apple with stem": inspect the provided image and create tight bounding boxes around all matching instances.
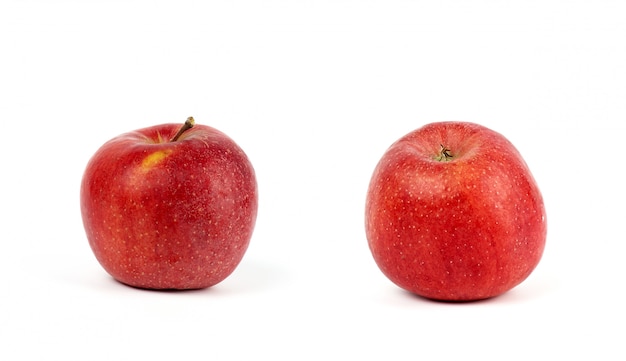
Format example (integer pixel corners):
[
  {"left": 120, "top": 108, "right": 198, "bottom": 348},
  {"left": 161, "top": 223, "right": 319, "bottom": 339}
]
[
  {"left": 81, "top": 117, "right": 258, "bottom": 290},
  {"left": 365, "top": 121, "right": 546, "bottom": 301}
]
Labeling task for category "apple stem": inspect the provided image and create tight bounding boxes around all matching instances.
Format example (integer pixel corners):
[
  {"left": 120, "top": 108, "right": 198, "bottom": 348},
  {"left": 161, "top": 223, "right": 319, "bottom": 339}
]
[
  {"left": 170, "top": 117, "right": 196, "bottom": 142},
  {"left": 437, "top": 144, "right": 453, "bottom": 161}
]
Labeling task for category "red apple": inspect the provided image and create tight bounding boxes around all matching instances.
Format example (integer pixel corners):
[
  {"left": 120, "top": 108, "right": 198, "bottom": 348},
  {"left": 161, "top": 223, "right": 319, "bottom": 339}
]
[
  {"left": 365, "top": 122, "right": 546, "bottom": 301},
  {"left": 80, "top": 117, "right": 258, "bottom": 290}
]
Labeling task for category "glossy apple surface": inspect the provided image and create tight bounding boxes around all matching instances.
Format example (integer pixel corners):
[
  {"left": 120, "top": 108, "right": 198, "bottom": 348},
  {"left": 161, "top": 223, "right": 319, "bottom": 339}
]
[
  {"left": 81, "top": 118, "right": 258, "bottom": 290},
  {"left": 365, "top": 122, "right": 546, "bottom": 301}
]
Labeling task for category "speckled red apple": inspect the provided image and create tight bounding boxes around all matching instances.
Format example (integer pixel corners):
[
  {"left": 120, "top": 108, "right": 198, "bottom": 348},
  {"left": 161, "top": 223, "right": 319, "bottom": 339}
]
[
  {"left": 365, "top": 122, "right": 546, "bottom": 301},
  {"left": 81, "top": 117, "right": 258, "bottom": 290}
]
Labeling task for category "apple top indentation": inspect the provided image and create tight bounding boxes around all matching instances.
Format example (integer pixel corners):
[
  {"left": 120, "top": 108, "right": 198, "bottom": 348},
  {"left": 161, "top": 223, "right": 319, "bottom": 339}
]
[{"left": 436, "top": 144, "right": 454, "bottom": 162}]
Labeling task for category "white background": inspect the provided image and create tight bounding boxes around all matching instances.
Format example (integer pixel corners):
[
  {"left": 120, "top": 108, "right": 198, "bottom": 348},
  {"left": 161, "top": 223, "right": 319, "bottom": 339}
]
[{"left": 1, "top": 1, "right": 624, "bottom": 360}]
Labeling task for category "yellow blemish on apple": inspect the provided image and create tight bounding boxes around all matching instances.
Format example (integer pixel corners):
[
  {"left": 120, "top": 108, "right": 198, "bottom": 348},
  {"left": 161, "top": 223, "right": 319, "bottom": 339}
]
[{"left": 142, "top": 149, "right": 172, "bottom": 171}]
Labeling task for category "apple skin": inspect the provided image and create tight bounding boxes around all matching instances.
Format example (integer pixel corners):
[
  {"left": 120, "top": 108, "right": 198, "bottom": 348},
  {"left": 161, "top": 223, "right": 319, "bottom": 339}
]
[
  {"left": 365, "top": 122, "right": 546, "bottom": 301},
  {"left": 80, "top": 121, "right": 258, "bottom": 290}
]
